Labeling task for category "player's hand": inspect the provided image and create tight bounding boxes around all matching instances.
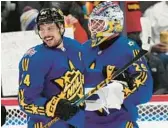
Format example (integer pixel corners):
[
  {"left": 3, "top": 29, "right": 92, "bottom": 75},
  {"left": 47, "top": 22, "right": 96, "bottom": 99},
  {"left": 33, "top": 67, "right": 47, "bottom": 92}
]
[
  {"left": 102, "top": 65, "right": 134, "bottom": 89},
  {"left": 64, "top": 14, "right": 79, "bottom": 26},
  {"left": 102, "top": 65, "right": 116, "bottom": 80},
  {"left": 151, "top": 43, "right": 168, "bottom": 53},
  {"left": 45, "top": 97, "right": 80, "bottom": 121},
  {"left": 55, "top": 98, "right": 80, "bottom": 121}
]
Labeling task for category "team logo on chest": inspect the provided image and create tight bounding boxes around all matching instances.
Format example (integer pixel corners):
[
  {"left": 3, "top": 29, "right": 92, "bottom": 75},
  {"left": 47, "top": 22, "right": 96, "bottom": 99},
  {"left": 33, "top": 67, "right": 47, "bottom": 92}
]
[{"left": 53, "top": 60, "right": 84, "bottom": 102}]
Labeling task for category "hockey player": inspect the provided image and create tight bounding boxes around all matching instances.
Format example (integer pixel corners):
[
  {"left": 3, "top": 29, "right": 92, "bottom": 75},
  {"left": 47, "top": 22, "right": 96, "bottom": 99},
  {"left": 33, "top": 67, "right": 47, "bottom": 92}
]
[
  {"left": 82, "top": 2, "right": 153, "bottom": 128},
  {"left": 18, "top": 7, "right": 85, "bottom": 128}
]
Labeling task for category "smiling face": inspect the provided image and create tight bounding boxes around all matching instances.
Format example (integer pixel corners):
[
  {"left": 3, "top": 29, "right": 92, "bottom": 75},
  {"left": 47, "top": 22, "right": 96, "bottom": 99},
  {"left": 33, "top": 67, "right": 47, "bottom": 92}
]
[{"left": 38, "top": 23, "right": 63, "bottom": 48}]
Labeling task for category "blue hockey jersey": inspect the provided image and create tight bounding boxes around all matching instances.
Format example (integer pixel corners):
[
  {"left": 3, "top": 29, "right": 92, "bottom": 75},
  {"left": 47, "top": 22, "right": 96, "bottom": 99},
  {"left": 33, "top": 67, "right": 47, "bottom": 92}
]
[
  {"left": 82, "top": 35, "right": 153, "bottom": 128},
  {"left": 18, "top": 37, "right": 85, "bottom": 128}
]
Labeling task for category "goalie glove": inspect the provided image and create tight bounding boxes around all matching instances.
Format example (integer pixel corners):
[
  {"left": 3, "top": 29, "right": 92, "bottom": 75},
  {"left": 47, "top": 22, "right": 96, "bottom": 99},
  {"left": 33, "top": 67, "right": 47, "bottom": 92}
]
[
  {"left": 45, "top": 96, "right": 80, "bottom": 121},
  {"left": 85, "top": 80, "right": 125, "bottom": 112}
]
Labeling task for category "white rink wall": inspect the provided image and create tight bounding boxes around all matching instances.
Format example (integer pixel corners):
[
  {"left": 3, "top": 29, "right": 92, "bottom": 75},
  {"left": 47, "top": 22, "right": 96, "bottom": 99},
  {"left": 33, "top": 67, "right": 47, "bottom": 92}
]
[
  {"left": 1, "top": 29, "right": 74, "bottom": 97},
  {"left": 138, "top": 121, "right": 168, "bottom": 128}
]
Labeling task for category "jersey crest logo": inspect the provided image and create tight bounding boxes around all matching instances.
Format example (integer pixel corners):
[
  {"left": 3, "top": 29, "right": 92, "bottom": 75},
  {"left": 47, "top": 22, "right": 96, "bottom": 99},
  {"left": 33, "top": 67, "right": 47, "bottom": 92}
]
[{"left": 53, "top": 60, "right": 84, "bottom": 103}]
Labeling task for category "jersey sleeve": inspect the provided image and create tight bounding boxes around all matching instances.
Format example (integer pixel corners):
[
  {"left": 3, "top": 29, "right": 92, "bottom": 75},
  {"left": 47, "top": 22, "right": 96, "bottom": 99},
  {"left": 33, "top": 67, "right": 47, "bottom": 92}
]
[
  {"left": 123, "top": 39, "right": 153, "bottom": 109},
  {"left": 18, "top": 49, "right": 52, "bottom": 122}
]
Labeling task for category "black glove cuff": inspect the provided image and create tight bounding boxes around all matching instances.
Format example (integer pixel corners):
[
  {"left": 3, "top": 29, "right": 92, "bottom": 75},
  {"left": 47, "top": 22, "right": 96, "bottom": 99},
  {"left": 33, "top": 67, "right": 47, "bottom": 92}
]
[{"left": 55, "top": 99, "right": 80, "bottom": 121}]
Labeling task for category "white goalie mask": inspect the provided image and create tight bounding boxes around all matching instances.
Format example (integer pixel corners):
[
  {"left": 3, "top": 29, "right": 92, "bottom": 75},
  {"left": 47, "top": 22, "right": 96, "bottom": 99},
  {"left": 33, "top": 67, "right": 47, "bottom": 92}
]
[{"left": 88, "top": 2, "right": 124, "bottom": 47}]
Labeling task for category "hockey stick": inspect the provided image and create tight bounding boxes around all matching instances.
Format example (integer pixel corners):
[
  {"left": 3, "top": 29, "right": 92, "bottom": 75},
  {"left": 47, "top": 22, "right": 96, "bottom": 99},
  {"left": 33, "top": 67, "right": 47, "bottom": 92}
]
[{"left": 43, "top": 49, "right": 148, "bottom": 128}]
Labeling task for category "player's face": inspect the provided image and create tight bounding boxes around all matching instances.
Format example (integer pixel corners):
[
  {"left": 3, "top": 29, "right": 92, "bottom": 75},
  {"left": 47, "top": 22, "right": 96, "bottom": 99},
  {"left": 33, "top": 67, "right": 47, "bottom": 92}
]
[{"left": 38, "top": 23, "right": 62, "bottom": 47}]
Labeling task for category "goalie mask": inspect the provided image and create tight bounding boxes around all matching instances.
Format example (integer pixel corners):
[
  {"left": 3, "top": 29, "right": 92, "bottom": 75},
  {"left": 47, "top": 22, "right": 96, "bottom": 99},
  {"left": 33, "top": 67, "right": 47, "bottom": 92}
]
[{"left": 88, "top": 2, "right": 124, "bottom": 47}]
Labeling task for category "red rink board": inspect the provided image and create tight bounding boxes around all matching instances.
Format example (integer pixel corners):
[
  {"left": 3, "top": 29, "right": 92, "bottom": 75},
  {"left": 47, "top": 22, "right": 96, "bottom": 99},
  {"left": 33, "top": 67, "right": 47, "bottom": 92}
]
[{"left": 1, "top": 95, "right": 168, "bottom": 106}]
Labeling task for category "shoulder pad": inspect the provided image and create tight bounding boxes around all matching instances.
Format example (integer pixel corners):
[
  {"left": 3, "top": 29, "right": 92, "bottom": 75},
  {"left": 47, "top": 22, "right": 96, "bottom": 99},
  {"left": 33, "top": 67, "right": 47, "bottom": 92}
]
[{"left": 23, "top": 47, "right": 37, "bottom": 58}]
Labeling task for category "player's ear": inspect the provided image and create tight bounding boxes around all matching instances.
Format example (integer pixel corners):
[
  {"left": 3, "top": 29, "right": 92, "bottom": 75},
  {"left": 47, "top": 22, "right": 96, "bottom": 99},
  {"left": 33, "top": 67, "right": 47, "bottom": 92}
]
[
  {"left": 34, "top": 25, "right": 38, "bottom": 35},
  {"left": 59, "top": 24, "right": 65, "bottom": 35}
]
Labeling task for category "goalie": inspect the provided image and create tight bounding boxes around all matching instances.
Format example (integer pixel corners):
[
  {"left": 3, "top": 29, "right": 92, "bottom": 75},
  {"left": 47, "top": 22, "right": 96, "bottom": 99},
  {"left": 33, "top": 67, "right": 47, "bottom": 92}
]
[{"left": 82, "top": 2, "right": 153, "bottom": 128}]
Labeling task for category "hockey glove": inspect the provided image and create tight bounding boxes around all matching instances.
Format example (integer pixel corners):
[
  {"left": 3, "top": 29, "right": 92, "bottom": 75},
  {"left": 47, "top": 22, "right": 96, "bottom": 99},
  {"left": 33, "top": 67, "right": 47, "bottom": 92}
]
[
  {"left": 102, "top": 65, "right": 116, "bottom": 80},
  {"left": 102, "top": 65, "right": 133, "bottom": 89},
  {"left": 45, "top": 96, "right": 80, "bottom": 121}
]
